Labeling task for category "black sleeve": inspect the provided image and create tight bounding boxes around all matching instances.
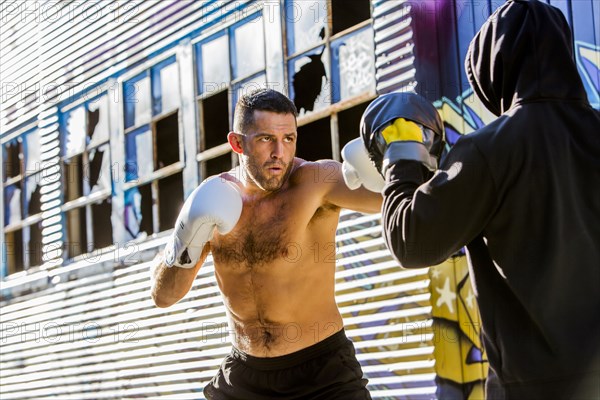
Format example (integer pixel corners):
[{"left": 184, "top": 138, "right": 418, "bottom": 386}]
[{"left": 381, "top": 136, "right": 498, "bottom": 268}]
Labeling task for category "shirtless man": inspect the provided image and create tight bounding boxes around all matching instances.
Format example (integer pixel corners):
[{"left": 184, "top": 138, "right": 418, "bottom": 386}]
[{"left": 151, "top": 89, "right": 383, "bottom": 399}]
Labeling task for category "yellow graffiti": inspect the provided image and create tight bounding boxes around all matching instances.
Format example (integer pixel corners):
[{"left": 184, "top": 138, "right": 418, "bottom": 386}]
[{"left": 430, "top": 257, "right": 488, "bottom": 398}]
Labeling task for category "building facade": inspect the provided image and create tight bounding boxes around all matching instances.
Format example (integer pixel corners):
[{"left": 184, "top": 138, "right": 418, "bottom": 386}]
[{"left": 1, "top": 1, "right": 598, "bottom": 399}]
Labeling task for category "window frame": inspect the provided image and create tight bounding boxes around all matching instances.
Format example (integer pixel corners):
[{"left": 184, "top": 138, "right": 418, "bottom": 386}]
[
  {"left": 2, "top": 123, "right": 45, "bottom": 274},
  {"left": 283, "top": 0, "right": 377, "bottom": 161},
  {"left": 59, "top": 92, "right": 115, "bottom": 259},
  {"left": 192, "top": 11, "right": 269, "bottom": 181},
  {"left": 120, "top": 51, "right": 186, "bottom": 240}
]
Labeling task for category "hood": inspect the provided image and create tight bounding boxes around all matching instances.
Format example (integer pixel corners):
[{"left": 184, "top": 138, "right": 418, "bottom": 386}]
[{"left": 465, "top": 0, "right": 588, "bottom": 116}]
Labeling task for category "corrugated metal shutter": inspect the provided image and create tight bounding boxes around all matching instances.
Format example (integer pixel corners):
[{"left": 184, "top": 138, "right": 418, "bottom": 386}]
[
  {"left": 372, "top": 0, "right": 416, "bottom": 94},
  {"left": 336, "top": 211, "right": 436, "bottom": 399},
  {"left": 0, "top": 209, "right": 435, "bottom": 399},
  {"left": 0, "top": 1, "right": 41, "bottom": 131}
]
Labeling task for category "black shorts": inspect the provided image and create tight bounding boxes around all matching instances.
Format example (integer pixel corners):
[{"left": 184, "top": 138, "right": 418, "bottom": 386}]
[{"left": 203, "top": 329, "right": 371, "bottom": 400}]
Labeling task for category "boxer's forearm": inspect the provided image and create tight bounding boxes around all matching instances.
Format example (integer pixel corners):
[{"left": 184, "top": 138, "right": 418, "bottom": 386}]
[{"left": 150, "top": 251, "right": 204, "bottom": 308}]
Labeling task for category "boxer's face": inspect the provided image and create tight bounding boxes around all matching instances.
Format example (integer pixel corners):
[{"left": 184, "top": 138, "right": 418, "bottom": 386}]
[{"left": 237, "top": 111, "right": 297, "bottom": 191}]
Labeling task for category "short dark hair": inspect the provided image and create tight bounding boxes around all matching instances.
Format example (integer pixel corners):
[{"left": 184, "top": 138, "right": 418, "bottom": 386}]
[{"left": 233, "top": 88, "right": 298, "bottom": 133}]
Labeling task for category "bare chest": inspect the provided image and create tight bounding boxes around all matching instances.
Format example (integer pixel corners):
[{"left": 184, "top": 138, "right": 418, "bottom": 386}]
[{"left": 211, "top": 196, "right": 307, "bottom": 268}]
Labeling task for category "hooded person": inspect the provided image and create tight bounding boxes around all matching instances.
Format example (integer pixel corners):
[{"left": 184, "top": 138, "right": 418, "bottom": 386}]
[{"left": 361, "top": 0, "right": 600, "bottom": 398}]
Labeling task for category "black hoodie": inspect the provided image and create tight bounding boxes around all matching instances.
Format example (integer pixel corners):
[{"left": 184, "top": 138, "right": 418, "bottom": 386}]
[{"left": 381, "top": 0, "right": 600, "bottom": 397}]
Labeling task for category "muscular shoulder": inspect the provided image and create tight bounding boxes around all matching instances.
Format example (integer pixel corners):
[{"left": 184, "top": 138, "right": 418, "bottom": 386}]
[
  {"left": 288, "top": 159, "right": 342, "bottom": 211},
  {"left": 290, "top": 158, "right": 342, "bottom": 187}
]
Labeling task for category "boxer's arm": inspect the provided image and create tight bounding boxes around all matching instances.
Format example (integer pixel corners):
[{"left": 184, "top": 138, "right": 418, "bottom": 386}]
[
  {"left": 318, "top": 160, "right": 383, "bottom": 214},
  {"left": 151, "top": 175, "right": 242, "bottom": 307},
  {"left": 382, "top": 136, "right": 497, "bottom": 267},
  {"left": 151, "top": 243, "right": 210, "bottom": 308}
]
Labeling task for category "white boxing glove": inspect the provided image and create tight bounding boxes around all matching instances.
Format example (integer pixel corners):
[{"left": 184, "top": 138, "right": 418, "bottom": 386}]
[
  {"left": 163, "top": 176, "right": 243, "bottom": 268},
  {"left": 341, "top": 138, "right": 385, "bottom": 193}
]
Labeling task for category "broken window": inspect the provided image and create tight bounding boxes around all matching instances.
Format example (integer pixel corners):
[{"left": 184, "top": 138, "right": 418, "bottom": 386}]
[
  {"left": 123, "top": 56, "right": 184, "bottom": 240},
  {"left": 3, "top": 139, "right": 21, "bottom": 180},
  {"left": 285, "top": 0, "right": 327, "bottom": 55},
  {"left": 155, "top": 112, "right": 180, "bottom": 169},
  {"left": 4, "top": 182, "right": 22, "bottom": 226},
  {"left": 2, "top": 129, "right": 45, "bottom": 275},
  {"left": 124, "top": 184, "right": 153, "bottom": 239},
  {"left": 201, "top": 90, "right": 230, "bottom": 150},
  {"left": 125, "top": 127, "right": 153, "bottom": 182},
  {"left": 91, "top": 198, "right": 113, "bottom": 250},
  {"left": 65, "top": 106, "right": 87, "bottom": 157},
  {"left": 289, "top": 46, "right": 331, "bottom": 115},
  {"left": 87, "top": 95, "right": 110, "bottom": 147},
  {"left": 285, "top": 0, "right": 375, "bottom": 115},
  {"left": 331, "top": 0, "right": 371, "bottom": 36},
  {"left": 25, "top": 173, "right": 42, "bottom": 216},
  {"left": 198, "top": 90, "right": 233, "bottom": 180},
  {"left": 158, "top": 173, "right": 184, "bottom": 232},
  {"left": 296, "top": 117, "right": 333, "bottom": 161},
  {"left": 60, "top": 94, "right": 114, "bottom": 261},
  {"left": 88, "top": 144, "right": 111, "bottom": 194},
  {"left": 194, "top": 17, "right": 268, "bottom": 182}
]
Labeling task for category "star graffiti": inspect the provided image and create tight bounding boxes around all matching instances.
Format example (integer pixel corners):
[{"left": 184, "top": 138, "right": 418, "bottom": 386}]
[{"left": 435, "top": 277, "right": 457, "bottom": 314}]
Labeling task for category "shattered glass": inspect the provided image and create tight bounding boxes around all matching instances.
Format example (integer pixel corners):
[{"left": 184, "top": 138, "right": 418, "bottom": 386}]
[
  {"left": 87, "top": 95, "right": 110, "bottom": 147},
  {"left": 4, "top": 183, "right": 22, "bottom": 226},
  {"left": 65, "top": 106, "right": 87, "bottom": 157},
  {"left": 125, "top": 127, "right": 153, "bottom": 182},
  {"left": 124, "top": 188, "right": 142, "bottom": 239},
  {"left": 25, "top": 173, "right": 42, "bottom": 216},
  {"left": 289, "top": 46, "right": 331, "bottom": 115},
  {"left": 3, "top": 139, "right": 21, "bottom": 180},
  {"left": 285, "top": 0, "right": 327, "bottom": 55},
  {"left": 124, "top": 184, "right": 153, "bottom": 239},
  {"left": 88, "top": 144, "right": 111, "bottom": 194}
]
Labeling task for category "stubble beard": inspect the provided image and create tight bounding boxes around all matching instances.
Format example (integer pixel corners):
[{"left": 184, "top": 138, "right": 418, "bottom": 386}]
[{"left": 244, "top": 158, "right": 292, "bottom": 192}]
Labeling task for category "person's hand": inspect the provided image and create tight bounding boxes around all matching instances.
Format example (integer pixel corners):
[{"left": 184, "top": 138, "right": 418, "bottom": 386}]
[
  {"left": 163, "top": 176, "right": 243, "bottom": 268},
  {"left": 360, "top": 92, "right": 445, "bottom": 176},
  {"left": 341, "top": 138, "right": 385, "bottom": 192}
]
